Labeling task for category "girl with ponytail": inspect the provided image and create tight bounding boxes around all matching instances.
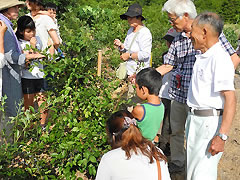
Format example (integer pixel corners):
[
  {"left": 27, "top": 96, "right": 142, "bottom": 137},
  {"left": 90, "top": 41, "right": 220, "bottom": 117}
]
[{"left": 96, "top": 110, "right": 171, "bottom": 180}]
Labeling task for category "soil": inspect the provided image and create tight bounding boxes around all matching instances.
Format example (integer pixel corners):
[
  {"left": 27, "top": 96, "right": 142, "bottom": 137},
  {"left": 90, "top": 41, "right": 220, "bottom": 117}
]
[{"left": 171, "top": 74, "right": 240, "bottom": 180}]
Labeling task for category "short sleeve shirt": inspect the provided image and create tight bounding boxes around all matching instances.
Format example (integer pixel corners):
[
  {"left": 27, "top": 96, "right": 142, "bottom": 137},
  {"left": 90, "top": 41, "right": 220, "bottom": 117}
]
[
  {"left": 33, "top": 15, "right": 57, "bottom": 51},
  {"left": 165, "top": 32, "right": 236, "bottom": 103},
  {"left": 187, "top": 42, "right": 235, "bottom": 109}
]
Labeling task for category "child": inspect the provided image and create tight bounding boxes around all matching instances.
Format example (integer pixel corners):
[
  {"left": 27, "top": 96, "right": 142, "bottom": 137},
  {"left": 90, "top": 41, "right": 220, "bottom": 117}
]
[
  {"left": 131, "top": 67, "right": 164, "bottom": 141},
  {"left": 158, "top": 28, "right": 180, "bottom": 155},
  {"left": 16, "top": 15, "right": 46, "bottom": 130},
  {"left": 45, "top": 2, "right": 64, "bottom": 58}
]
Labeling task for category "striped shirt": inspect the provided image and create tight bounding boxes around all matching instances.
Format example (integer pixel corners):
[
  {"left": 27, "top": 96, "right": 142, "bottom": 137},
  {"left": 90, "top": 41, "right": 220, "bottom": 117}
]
[{"left": 165, "top": 32, "right": 236, "bottom": 103}]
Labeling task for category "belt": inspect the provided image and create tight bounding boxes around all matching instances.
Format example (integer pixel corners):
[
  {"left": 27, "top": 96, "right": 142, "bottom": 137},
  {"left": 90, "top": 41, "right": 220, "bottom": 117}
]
[{"left": 189, "top": 107, "right": 223, "bottom": 117}]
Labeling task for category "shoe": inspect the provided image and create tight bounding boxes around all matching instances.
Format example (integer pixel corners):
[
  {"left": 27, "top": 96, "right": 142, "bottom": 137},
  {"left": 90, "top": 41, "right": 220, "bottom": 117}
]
[{"left": 168, "top": 162, "right": 184, "bottom": 174}]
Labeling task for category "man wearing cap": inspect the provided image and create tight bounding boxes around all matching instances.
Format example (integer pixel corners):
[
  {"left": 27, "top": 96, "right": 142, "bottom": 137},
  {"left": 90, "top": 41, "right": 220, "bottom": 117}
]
[
  {"left": 156, "top": 0, "right": 239, "bottom": 174},
  {"left": 0, "top": 0, "right": 38, "bottom": 142},
  {"left": 187, "top": 12, "right": 236, "bottom": 180},
  {"left": 158, "top": 27, "right": 180, "bottom": 155}
]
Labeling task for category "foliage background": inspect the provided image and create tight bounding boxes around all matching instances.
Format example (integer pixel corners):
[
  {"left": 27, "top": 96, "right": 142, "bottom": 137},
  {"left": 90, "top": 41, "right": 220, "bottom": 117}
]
[{"left": 0, "top": 0, "right": 239, "bottom": 179}]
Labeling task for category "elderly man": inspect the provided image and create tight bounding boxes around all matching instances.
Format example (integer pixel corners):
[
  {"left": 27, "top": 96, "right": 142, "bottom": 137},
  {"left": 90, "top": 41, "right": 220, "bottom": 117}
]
[
  {"left": 156, "top": 0, "right": 239, "bottom": 173},
  {"left": 186, "top": 12, "right": 236, "bottom": 179}
]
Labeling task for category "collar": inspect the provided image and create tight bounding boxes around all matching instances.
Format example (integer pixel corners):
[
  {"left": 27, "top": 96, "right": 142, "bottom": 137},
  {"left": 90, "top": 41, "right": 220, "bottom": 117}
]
[
  {"left": 0, "top": 13, "right": 12, "bottom": 26},
  {"left": 196, "top": 41, "right": 221, "bottom": 59}
]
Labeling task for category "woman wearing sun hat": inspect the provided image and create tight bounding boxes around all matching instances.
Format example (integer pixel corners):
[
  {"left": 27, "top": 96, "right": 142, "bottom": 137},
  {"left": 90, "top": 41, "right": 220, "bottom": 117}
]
[
  {"left": 0, "top": 0, "right": 44, "bottom": 142},
  {"left": 114, "top": 3, "right": 152, "bottom": 78}
]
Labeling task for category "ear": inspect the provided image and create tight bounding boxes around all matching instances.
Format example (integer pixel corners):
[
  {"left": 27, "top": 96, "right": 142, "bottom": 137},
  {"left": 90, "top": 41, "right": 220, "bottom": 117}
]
[
  {"left": 183, "top": 13, "right": 189, "bottom": 19},
  {"left": 203, "top": 27, "right": 207, "bottom": 39},
  {"left": 142, "top": 86, "right": 149, "bottom": 95}
]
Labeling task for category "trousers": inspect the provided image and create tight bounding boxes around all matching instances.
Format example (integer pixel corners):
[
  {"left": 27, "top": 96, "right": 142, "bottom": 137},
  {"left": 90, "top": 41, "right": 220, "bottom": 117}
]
[{"left": 185, "top": 112, "right": 223, "bottom": 180}]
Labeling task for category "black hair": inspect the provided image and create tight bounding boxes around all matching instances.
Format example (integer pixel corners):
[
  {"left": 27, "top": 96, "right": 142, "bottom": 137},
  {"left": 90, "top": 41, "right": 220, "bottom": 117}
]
[
  {"left": 45, "top": 2, "right": 58, "bottom": 11},
  {"left": 16, "top": 16, "right": 36, "bottom": 40},
  {"left": 136, "top": 67, "right": 162, "bottom": 96},
  {"left": 0, "top": 9, "right": 8, "bottom": 14},
  {"left": 28, "top": 0, "right": 44, "bottom": 6}
]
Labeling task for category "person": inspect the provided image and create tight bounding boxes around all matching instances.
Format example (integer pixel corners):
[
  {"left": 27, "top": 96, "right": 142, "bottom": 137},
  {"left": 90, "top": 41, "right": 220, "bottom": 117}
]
[
  {"left": 158, "top": 28, "right": 180, "bottom": 155},
  {"left": 114, "top": 3, "right": 152, "bottom": 98},
  {"left": 16, "top": 15, "right": 45, "bottom": 120},
  {"left": 156, "top": 0, "right": 239, "bottom": 174},
  {"left": 186, "top": 12, "right": 236, "bottom": 180},
  {"left": 131, "top": 67, "right": 164, "bottom": 142},
  {"left": 96, "top": 110, "right": 171, "bottom": 180},
  {"left": 0, "top": 20, "right": 7, "bottom": 99},
  {"left": 25, "top": 0, "right": 60, "bottom": 129},
  {"left": 45, "top": 2, "right": 64, "bottom": 59},
  {"left": 0, "top": 0, "right": 44, "bottom": 141}
]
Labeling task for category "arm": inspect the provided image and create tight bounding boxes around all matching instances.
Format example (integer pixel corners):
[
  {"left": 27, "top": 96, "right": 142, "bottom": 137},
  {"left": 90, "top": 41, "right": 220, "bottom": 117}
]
[
  {"left": 230, "top": 53, "right": 240, "bottom": 69},
  {"left": 156, "top": 64, "right": 173, "bottom": 75},
  {"left": 132, "top": 105, "right": 144, "bottom": 120},
  {"left": 0, "top": 20, "right": 7, "bottom": 54},
  {"left": 120, "top": 29, "right": 152, "bottom": 61},
  {"left": 208, "top": 90, "right": 236, "bottom": 156},
  {"left": 48, "top": 29, "right": 60, "bottom": 50}
]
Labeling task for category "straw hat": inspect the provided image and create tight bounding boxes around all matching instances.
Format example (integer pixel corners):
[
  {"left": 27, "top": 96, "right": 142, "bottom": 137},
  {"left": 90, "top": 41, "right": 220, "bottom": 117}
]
[{"left": 0, "top": 0, "right": 25, "bottom": 11}]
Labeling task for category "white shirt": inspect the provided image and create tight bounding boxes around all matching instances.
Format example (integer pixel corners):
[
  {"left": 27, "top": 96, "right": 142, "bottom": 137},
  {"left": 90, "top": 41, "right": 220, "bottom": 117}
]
[
  {"left": 0, "top": 53, "right": 4, "bottom": 98},
  {"left": 187, "top": 42, "right": 235, "bottom": 109},
  {"left": 96, "top": 147, "right": 171, "bottom": 180},
  {"left": 159, "top": 54, "right": 172, "bottom": 100},
  {"left": 123, "top": 26, "right": 152, "bottom": 75},
  {"left": 33, "top": 15, "right": 57, "bottom": 51},
  {"left": 19, "top": 37, "right": 44, "bottom": 79}
]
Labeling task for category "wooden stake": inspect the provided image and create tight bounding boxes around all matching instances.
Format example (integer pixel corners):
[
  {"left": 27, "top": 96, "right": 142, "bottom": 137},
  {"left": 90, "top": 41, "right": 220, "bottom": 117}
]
[{"left": 97, "top": 50, "right": 102, "bottom": 77}]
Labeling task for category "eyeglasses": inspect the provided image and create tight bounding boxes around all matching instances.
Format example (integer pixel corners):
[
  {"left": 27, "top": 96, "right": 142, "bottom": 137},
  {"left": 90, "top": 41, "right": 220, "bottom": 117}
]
[{"left": 168, "top": 16, "right": 180, "bottom": 23}]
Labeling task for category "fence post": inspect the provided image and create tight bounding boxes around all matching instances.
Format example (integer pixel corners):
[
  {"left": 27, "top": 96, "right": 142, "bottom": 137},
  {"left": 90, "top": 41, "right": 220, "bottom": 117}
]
[{"left": 97, "top": 50, "right": 102, "bottom": 77}]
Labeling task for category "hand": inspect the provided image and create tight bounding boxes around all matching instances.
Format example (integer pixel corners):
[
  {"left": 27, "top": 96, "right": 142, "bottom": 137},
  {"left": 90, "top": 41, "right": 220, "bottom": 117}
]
[
  {"left": 30, "top": 37, "right": 37, "bottom": 48},
  {"left": 114, "top": 39, "right": 124, "bottom": 49},
  {"left": 128, "top": 74, "right": 136, "bottom": 84},
  {"left": 208, "top": 135, "right": 225, "bottom": 156},
  {"left": 0, "top": 20, "right": 7, "bottom": 34},
  {"left": 120, "top": 53, "right": 130, "bottom": 61}
]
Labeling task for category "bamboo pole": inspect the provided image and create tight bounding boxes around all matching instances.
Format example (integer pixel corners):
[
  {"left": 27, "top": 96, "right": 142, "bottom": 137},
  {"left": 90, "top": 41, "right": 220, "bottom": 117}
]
[{"left": 97, "top": 50, "right": 102, "bottom": 77}]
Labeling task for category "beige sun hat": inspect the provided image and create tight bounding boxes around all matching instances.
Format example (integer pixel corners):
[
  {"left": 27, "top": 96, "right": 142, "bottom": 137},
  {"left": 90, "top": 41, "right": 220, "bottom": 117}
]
[{"left": 0, "top": 0, "right": 25, "bottom": 11}]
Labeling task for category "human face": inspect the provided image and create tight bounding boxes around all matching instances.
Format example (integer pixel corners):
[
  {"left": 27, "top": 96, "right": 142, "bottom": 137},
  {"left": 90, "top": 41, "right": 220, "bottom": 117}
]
[
  {"left": 4, "top": 6, "right": 20, "bottom": 20},
  {"left": 190, "top": 22, "right": 205, "bottom": 52},
  {"left": 127, "top": 16, "right": 139, "bottom": 28},
  {"left": 48, "top": 9, "right": 56, "bottom": 19},
  {"left": 168, "top": 13, "right": 186, "bottom": 32},
  {"left": 23, "top": 28, "right": 36, "bottom": 41}
]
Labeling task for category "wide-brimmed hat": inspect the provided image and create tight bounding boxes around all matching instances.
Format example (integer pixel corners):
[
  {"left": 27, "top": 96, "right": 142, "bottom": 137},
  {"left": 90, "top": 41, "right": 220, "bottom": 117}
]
[
  {"left": 163, "top": 28, "right": 180, "bottom": 43},
  {"left": 0, "top": 0, "right": 25, "bottom": 11},
  {"left": 120, "top": 3, "right": 145, "bottom": 21}
]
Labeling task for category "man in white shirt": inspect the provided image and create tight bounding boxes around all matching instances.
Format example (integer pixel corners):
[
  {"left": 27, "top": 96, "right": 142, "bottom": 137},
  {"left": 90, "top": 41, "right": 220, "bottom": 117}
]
[{"left": 186, "top": 12, "right": 236, "bottom": 180}]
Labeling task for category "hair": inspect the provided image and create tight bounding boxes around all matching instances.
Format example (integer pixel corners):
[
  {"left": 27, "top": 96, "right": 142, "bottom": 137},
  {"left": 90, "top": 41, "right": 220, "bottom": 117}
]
[
  {"left": 0, "top": 9, "right": 8, "bottom": 14},
  {"left": 194, "top": 12, "right": 224, "bottom": 37},
  {"left": 106, "top": 110, "right": 167, "bottom": 163},
  {"left": 16, "top": 16, "right": 36, "bottom": 40},
  {"left": 162, "top": 0, "right": 197, "bottom": 19},
  {"left": 136, "top": 67, "right": 162, "bottom": 96},
  {"left": 45, "top": 2, "right": 58, "bottom": 11},
  {"left": 27, "top": 0, "right": 44, "bottom": 10}
]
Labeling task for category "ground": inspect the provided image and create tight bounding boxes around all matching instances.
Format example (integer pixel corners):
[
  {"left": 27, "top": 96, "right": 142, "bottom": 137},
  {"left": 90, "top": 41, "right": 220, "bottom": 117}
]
[{"left": 171, "top": 74, "right": 240, "bottom": 180}]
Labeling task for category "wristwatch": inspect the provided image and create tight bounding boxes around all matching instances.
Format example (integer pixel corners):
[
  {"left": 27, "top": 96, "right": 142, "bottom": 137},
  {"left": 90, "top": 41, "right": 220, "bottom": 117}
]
[
  {"left": 129, "top": 53, "right": 132, "bottom": 59},
  {"left": 217, "top": 132, "right": 228, "bottom": 141}
]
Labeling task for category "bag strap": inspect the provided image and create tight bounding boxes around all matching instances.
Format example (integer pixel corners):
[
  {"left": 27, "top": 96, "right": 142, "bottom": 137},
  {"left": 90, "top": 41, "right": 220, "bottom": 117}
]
[
  {"left": 157, "top": 160, "right": 161, "bottom": 180},
  {"left": 128, "top": 26, "right": 144, "bottom": 52}
]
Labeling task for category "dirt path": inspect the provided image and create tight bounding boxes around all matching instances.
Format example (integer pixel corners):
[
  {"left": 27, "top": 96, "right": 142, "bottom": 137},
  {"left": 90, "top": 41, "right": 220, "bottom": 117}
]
[{"left": 218, "top": 80, "right": 240, "bottom": 180}]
